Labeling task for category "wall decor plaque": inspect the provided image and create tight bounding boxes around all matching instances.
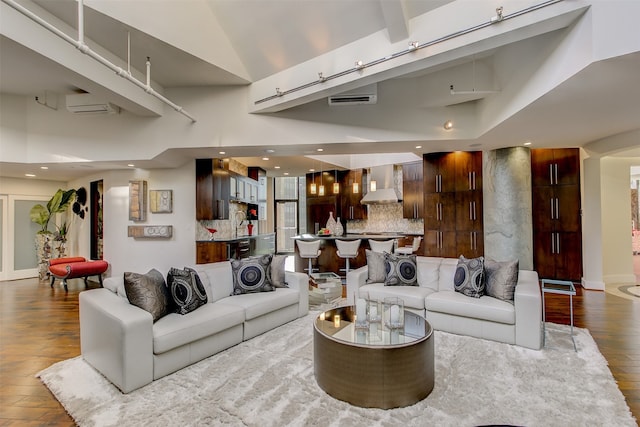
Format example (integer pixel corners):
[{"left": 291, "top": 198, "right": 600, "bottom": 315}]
[
  {"left": 129, "top": 180, "right": 147, "bottom": 221},
  {"left": 127, "top": 225, "right": 173, "bottom": 239},
  {"left": 150, "top": 190, "right": 173, "bottom": 213}
]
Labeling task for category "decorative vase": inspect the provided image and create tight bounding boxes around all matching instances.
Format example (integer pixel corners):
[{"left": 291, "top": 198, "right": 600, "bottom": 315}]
[
  {"left": 35, "top": 234, "right": 53, "bottom": 281},
  {"left": 335, "top": 217, "right": 344, "bottom": 236},
  {"left": 326, "top": 212, "right": 337, "bottom": 235},
  {"left": 247, "top": 224, "right": 254, "bottom": 236}
]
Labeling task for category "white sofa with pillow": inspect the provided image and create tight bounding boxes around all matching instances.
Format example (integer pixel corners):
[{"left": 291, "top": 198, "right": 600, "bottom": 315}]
[
  {"left": 79, "top": 257, "right": 309, "bottom": 393},
  {"left": 346, "top": 254, "right": 542, "bottom": 350}
]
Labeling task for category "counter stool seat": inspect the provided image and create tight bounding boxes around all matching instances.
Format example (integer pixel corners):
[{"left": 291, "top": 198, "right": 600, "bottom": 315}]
[
  {"left": 395, "top": 236, "right": 422, "bottom": 255},
  {"left": 368, "top": 239, "right": 394, "bottom": 254},
  {"left": 296, "top": 240, "right": 322, "bottom": 276},
  {"left": 336, "top": 239, "right": 362, "bottom": 278}
]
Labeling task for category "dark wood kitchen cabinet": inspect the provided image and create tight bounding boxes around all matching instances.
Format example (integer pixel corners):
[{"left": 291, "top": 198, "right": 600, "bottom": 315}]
[
  {"left": 340, "top": 169, "right": 367, "bottom": 220},
  {"left": 531, "top": 148, "right": 582, "bottom": 281},
  {"left": 424, "top": 152, "right": 483, "bottom": 258},
  {"left": 196, "top": 158, "right": 230, "bottom": 220},
  {"left": 402, "top": 161, "right": 423, "bottom": 219}
]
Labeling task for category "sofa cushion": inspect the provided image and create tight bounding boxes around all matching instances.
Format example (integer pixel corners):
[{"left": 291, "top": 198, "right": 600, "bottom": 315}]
[
  {"left": 454, "top": 256, "right": 485, "bottom": 298},
  {"left": 196, "top": 262, "right": 234, "bottom": 303},
  {"left": 484, "top": 259, "right": 519, "bottom": 302},
  {"left": 231, "top": 255, "right": 275, "bottom": 295},
  {"left": 438, "top": 258, "right": 459, "bottom": 292},
  {"left": 218, "top": 288, "right": 299, "bottom": 320},
  {"left": 124, "top": 269, "right": 171, "bottom": 322},
  {"left": 416, "top": 257, "right": 442, "bottom": 291},
  {"left": 152, "top": 303, "right": 245, "bottom": 354},
  {"left": 384, "top": 253, "right": 418, "bottom": 287},
  {"left": 269, "top": 255, "right": 289, "bottom": 288},
  {"left": 426, "top": 291, "right": 515, "bottom": 324},
  {"left": 167, "top": 267, "right": 208, "bottom": 314},
  {"left": 361, "top": 283, "right": 435, "bottom": 310},
  {"left": 365, "top": 249, "right": 387, "bottom": 283}
]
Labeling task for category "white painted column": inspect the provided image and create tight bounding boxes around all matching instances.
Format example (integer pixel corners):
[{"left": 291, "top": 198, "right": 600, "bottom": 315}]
[{"left": 582, "top": 157, "right": 605, "bottom": 290}]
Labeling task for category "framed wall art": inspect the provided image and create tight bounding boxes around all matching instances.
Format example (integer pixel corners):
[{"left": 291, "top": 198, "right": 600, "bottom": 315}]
[
  {"left": 150, "top": 189, "right": 173, "bottom": 213},
  {"left": 129, "top": 180, "right": 147, "bottom": 221}
]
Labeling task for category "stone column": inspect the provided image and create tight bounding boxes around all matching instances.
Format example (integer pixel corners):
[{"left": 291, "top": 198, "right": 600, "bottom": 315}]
[{"left": 483, "top": 147, "right": 533, "bottom": 270}]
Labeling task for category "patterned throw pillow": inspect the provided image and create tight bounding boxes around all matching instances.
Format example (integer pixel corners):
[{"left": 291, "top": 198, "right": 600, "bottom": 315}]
[
  {"left": 167, "top": 267, "right": 208, "bottom": 314},
  {"left": 269, "top": 254, "right": 288, "bottom": 288},
  {"left": 484, "top": 259, "right": 519, "bottom": 303},
  {"left": 384, "top": 253, "right": 418, "bottom": 287},
  {"left": 231, "top": 254, "right": 275, "bottom": 295},
  {"left": 124, "top": 269, "right": 171, "bottom": 322},
  {"left": 366, "top": 249, "right": 387, "bottom": 283},
  {"left": 454, "top": 256, "right": 485, "bottom": 298}
]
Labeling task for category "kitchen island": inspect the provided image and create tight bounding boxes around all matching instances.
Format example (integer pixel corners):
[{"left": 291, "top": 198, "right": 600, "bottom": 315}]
[
  {"left": 292, "top": 233, "right": 408, "bottom": 276},
  {"left": 196, "top": 233, "right": 275, "bottom": 264}
]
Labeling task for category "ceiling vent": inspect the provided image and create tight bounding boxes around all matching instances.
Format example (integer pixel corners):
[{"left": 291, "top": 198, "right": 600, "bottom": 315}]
[
  {"left": 328, "top": 84, "right": 377, "bottom": 106},
  {"left": 66, "top": 93, "right": 119, "bottom": 114}
]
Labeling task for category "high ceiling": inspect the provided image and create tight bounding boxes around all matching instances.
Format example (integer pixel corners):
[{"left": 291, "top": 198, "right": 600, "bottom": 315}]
[{"left": 0, "top": 0, "right": 638, "bottom": 182}]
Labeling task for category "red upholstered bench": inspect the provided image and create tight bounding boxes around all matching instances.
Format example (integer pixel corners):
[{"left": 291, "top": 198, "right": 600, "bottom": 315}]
[{"left": 49, "top": 257, "right": 109, "bottom": 292}]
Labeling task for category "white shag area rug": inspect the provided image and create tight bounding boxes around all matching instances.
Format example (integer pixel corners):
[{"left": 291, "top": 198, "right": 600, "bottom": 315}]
[{"left": 38, "top": 313, "right": 636, "bottom": 427}]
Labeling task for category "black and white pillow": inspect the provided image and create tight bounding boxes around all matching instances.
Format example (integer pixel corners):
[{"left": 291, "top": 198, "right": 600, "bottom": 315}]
[
  {"left": 454, "top": 256, "right": 485, "bottom": 298},
  {"left": 384, "top": 253, "right": 418, "bottom": 287},
  {"left": 124, "top": 269, "right": 171, "bottom": 322},
  {"left": 231, "top": 254, "right": 275, "bottom": 295},
  {"left": 167, "top": 267, "right": 208, "bottom": 314}
]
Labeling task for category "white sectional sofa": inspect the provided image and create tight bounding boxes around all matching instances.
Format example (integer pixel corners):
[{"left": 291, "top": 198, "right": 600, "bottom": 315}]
[
  {"left": 346, "top": 256, "right": 542, "bottom": 350},
  {"left": 79, "top": 261, "right": 309, "bottom": 393}
]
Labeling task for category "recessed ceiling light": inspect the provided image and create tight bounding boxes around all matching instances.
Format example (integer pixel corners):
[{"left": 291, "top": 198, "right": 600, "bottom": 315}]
[
  {"left": 262, "top": 157, "right": 269, "bottom": 161},
  {"left": 25, "top": 173, "right": 36, "bottom": 177},
  {"left": 265, "top": 149, "right": 275, "bottom": 154},
  {"left": 316, "top": 148, "right": 323, "bottom": 152},
  {"left": 415, "top": 145, "right": 422, "bottom": 149},
  {"left": 219, "top": 151, "right": 226, "bottom": 154},
  {"left": 275, "top": 166, "right": 281, "bottom": 169},
  {"left": 40, "top": 166, "right": 48, "bottom": 170},
  {"left": 127, "top": 164, "right": 135, "bottom": 167},
  {"left": 284, "top": 172, "right": 289, "bottom": 176},
  {"left": 524, "top": 141, "right": 532, "bottom": 146},
  {"left": 309, "top": 168, "right": 315, "bottom": 172},
  {"left": 443, "top": 120, "right": 453, "bottom": 130}
]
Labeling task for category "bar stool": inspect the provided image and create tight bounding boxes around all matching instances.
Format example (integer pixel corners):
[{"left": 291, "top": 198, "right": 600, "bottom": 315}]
[
  {"left": 296, "top": 240, "right": 322, "bottom": 276},
  {"left": 368, "top": 239, "right": 394, "bottom": 254},
  {"left": 336, "top": 239, "right": 362, "bottom": 276},
  {"left": 395, "top": 236, "right": 422, "bottom": 255}
]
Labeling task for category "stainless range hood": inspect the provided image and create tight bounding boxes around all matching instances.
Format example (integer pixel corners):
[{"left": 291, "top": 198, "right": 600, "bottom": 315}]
[{"left": 360, "top": 165, "right": 401, "bottom": 205}]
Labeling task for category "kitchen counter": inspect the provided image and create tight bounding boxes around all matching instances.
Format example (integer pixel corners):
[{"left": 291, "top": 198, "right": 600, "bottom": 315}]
[
  {"left": 197, "top": 232, "right": 274, "bottom": 243},
  {"left": 292, "top": 233, "right": 411, "bottom": 240},
  {"left": 196, "top": 233, "right": 275, "bottom": 264}
]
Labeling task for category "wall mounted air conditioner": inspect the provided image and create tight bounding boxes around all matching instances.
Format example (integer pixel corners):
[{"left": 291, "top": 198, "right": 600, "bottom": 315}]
[
  {"left": 328, "top": 84, "right": 377, "bottom": 106},
  {"left": 66, "top": 93, "right": 119, "bottom": 114}
]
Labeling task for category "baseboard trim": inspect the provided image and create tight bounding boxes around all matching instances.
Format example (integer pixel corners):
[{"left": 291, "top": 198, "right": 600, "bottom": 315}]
[
  {"left": 581, "top": 278, "right": 605, "bottom": 290},
  {"left": 602, "top": 274, "right": 637, "bottom": 285}
]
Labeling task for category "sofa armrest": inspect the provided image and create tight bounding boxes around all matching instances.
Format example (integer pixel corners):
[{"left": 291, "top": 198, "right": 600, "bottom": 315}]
[
  {"left": 514, "top": 270, "right": 542, "bottom": 350},
  {"left": 285, "top": 271, "right": 309, "bottom": 317},
  {"left": 346, "top": 266, "right": 369, "bottom": 305},
  {"left": 79, "top": 288, "right": 154, "bottom": 393}
]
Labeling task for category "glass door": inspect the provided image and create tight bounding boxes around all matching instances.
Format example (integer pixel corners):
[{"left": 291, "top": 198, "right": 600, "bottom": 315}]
[{"left": 276, "top": 201, "right": 297, "bottom": 253}]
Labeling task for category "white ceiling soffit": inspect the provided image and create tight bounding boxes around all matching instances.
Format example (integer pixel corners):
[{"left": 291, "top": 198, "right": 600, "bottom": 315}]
[{"left": 248, "top": 1, "right": 589, "bottom": 113}]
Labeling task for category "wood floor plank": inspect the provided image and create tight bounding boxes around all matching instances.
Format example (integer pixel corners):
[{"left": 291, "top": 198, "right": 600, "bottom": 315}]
[{"left": 1, "top": 277, "right": 639, "bottom": 425}]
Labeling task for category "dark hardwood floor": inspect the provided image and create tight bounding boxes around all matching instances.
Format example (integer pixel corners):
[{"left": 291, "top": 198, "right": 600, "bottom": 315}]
[{"left": 0, "top": 277, "right": 638, "bottom": 425}]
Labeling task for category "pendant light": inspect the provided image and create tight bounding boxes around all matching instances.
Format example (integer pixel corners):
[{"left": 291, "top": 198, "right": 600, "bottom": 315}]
[
  {"left": 318, "top": 163, "right": 325, "bottom": 196},
  {"left": 310, "top": 168, "right": 317, "bottom": 195},
  {"left": 352, "top": 182, "right": 359, "bottom": 194},
  {"left": 333, "top": 169, "right": 340, "bottom": 194}
]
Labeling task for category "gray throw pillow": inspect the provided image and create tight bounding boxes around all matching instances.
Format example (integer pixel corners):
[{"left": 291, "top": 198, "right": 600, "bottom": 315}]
[
  {"left": 269, "top": 254, "right": 288, "bottom": 288},
  {"left": 484, "top": 259, "right": 519, "bottom": 303},
  {"left": 454, "top": 256, "right": 485, "bottom": 298},
  {"left": 384, "top": 252, "right": 418, "bottom": 286},
  {"left": 124, "top": 269, "right": 171, "bottom": 322},
  {"left": 231, "top": 254, "right": 275, "bottom": 295},
  {"left": 167, "top": 267, "right": 208, "bottom": 314},
  {"left": 366, "top": 249, "right": 387, "bottom": 283}
]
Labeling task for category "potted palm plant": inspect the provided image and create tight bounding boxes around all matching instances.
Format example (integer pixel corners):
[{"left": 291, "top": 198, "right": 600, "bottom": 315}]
[{"left": 30, "top": 189, "right": 76, "bottom": 280}]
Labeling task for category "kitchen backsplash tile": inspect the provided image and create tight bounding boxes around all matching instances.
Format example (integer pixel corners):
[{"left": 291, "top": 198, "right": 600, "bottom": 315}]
[{"left": 347, "top": 203, "right": 423, "bottom": 234}]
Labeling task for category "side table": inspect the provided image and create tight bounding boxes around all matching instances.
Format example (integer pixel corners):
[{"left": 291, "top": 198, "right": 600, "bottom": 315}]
[{"left": 541, "top": 278, "right": 577, "bottom": 351}]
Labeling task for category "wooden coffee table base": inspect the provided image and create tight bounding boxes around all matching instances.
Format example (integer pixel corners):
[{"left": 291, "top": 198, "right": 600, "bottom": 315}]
[{"left": 313, "top": 312, "right": 434, "bottom": 409}]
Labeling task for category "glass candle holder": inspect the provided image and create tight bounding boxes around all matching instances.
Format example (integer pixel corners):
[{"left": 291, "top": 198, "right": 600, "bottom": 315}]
[{"left": 384, "top": 297, "right": 404, "bottom": 329}]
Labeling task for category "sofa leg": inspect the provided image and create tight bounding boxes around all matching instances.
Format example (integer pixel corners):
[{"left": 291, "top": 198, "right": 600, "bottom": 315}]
[{"left": 98, "top": 275, "right": 104, "bottom": 287}]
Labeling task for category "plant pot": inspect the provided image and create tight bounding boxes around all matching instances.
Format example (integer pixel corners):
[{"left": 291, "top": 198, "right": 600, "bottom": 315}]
[{"left": 35, "top": 234, "right": 53, "bottom": 281}]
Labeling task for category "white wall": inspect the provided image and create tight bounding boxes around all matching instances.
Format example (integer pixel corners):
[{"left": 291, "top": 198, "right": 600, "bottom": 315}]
[
  {"left": 67, "top": 161, "right": 196, "bottom": 279},
  {"left": 600, "top": 157, "right": 635, "bottom": 284},
  {"left": 0, "top": 176, "right": 66, "bottom": 197}
]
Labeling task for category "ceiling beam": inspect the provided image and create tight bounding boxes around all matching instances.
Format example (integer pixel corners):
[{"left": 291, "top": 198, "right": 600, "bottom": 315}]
[{"left": 379, "top": 0, "right": 409, "bottom": 43}]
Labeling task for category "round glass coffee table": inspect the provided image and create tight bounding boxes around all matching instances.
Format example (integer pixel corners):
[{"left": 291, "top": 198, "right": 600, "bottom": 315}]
[{"left": 313, "top": 305, "right": 434, "bottom": 409}]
